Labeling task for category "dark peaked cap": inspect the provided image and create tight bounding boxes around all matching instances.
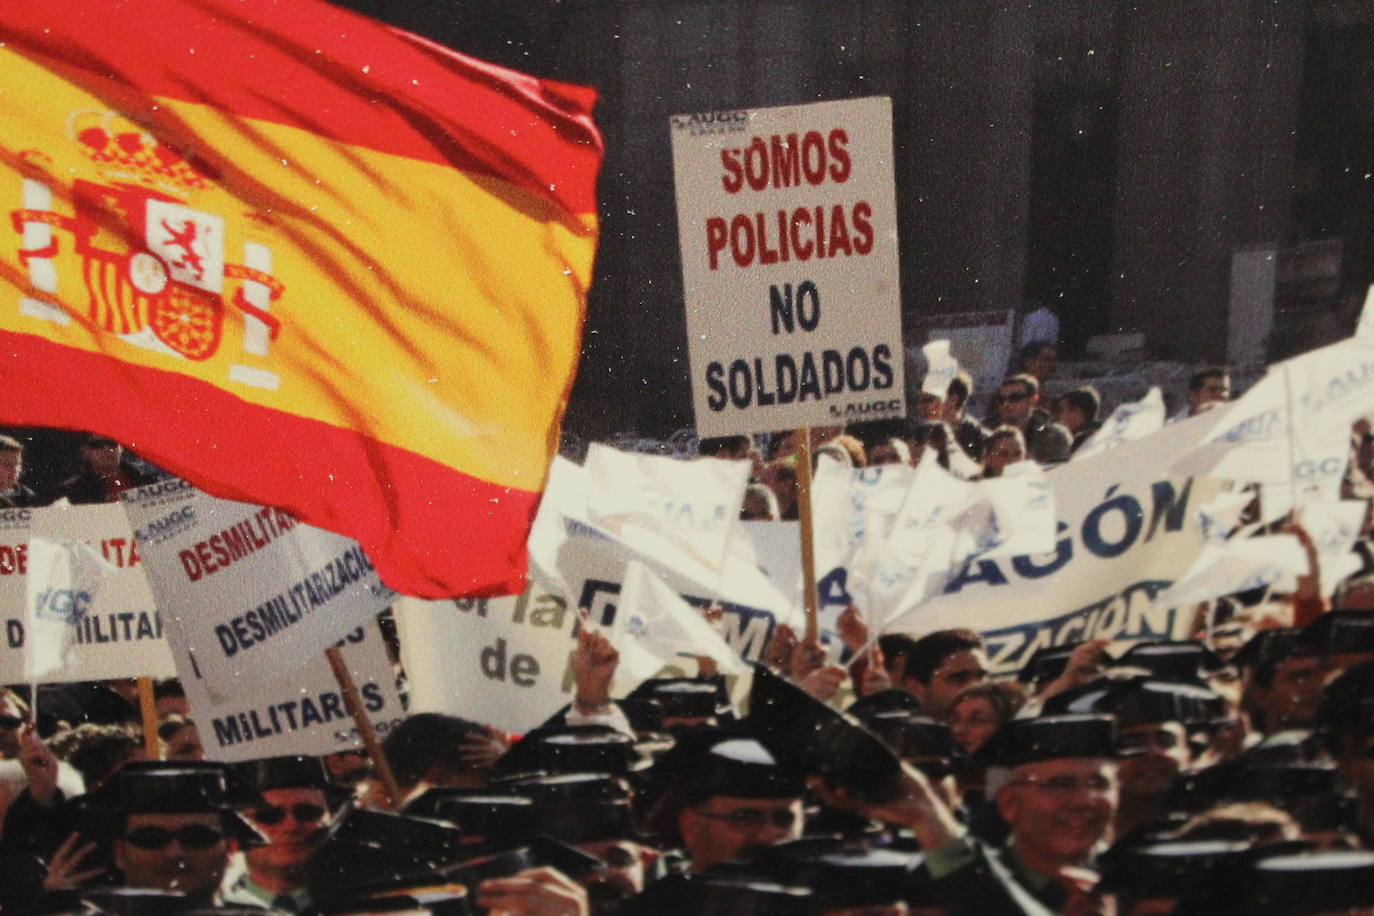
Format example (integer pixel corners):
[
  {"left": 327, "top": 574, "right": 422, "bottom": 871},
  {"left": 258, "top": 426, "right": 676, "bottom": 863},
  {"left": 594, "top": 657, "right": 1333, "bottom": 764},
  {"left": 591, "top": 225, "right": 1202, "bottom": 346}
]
[
  {"left": 682, "top": 735, "right": 805, "bottom": 804},
  {"left": 748, "top": 663, "right": 903, "bottom": 803},
  {"left": 974, "top": 714, "right": 1117, "bottom": 768},
  {"left": 227, "top": 754, "right": 353, "bottom": 806}
]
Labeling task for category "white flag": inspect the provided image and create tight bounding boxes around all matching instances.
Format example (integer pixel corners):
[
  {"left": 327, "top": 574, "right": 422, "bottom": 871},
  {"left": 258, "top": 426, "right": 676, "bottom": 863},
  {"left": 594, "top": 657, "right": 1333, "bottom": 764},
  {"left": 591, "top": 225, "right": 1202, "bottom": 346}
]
[
  {"left": 921, "top": 339, "right": 960, "bottom": 399},
  {"left": 1298, "top": 499, "right": 1369, "bottom": 596},
  {"left": 1178, "top": 338, "right": 1374, "bottom": 512},
  {"left": 957, "top": 462, "right": 1056, "bottom": 561},
  {"left": 612, "top": 560, "right": 748, "bottom": 687},
  {"left": 1149, "top": 534, "right": 1307, "bottom": 611},
  {"left": 1073, "top": 387, "right": 1165, "bottom": 462},
  {"left": 25, "top": 538, "right": 115, "bottom": 678},
  {"left": 584, "top": 444, "right": 750, "bottom": 576}
]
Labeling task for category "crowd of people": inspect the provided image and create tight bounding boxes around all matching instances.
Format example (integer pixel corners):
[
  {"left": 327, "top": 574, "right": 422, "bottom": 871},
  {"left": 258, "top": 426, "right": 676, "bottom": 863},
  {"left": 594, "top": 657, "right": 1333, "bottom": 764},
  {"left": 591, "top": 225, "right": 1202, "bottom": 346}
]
[
  {"left": 713, "top": 343, "right": 1237, "bottom": 524},
  {"left": 3, "top": 344, "right": 1374, "bottom": 913}
]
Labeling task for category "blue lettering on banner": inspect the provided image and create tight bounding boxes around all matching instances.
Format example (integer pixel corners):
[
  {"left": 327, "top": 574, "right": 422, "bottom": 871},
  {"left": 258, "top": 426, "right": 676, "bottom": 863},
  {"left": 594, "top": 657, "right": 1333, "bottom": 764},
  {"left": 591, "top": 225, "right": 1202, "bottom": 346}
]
[
  {"left": 574, "top": 578, "right": 776, "bottom": 662},
  {"left": 212, "top": 545, "right": 377, "bottom": 658},
  {"left": 34, "top": 587, "right": 93, "bottom": 624},
  {"left": 942, "top": 478, "right": 1195, "bottom": 596},
  {"left": 983, "top": 579, "right": 1175, "bottom": 674},
  {"left": 210, "top": 680, "right": 391, "bottom": 748}
]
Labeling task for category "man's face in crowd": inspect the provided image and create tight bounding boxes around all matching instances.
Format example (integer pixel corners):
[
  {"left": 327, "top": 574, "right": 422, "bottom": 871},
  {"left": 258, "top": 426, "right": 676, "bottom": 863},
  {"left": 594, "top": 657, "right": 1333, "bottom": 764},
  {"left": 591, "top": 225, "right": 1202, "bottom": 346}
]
[
  {"left": 917, "top": 393, "right": 943, "bottom": 422},
  {"left": 997, "top": 383, "right": 1034, "bottom": 426},
  {"left": 84, "top": 439, "right": 124, "bottom": 476},
  {"left": 244, "top": 787, "right": 332, "bottom": 872},
  {"left": 1250, "top": 656, "right": 1326, "bottom": 731},
  {"left": 998, "top": 758, "right": 1118, "bottom": 871},
  {"left": 114, "top": 811, "right": 228, "bottom": 897},
  {"left": 1189, "top": 375, "right": 1231, "bottom": 413},
  {"left": 983, "top": 436, "right": 1024, "bottom": 478},
  {"left": 1337, "top": 734, "right": 1374, "bottom": 811},
  {"left": 1053, "top": 400, "right": 1088, "bottom": 435},
  {"left": 577, "top": 838, "right": 658, "bottom": 910},
  {"left": 678, "top": 795, "right": 803, "bottom": 871},
  {"left": 1024, "top": 346, "right": 1059, "bottom": 382},
  {"left": 0, "top": 694, "right": 24, "bottom": 758},
  {"left": 163, "top": 724, "right": 204, "bottom": 761},
  {"left": 908, "top": 649, "right": 989, "bottom": 718},
  {"left": 0, "top": 450, "right": 22, "bottom": 492},
  {"left": 1116, "top": 721, "right": 1191, "bottom": 798}
]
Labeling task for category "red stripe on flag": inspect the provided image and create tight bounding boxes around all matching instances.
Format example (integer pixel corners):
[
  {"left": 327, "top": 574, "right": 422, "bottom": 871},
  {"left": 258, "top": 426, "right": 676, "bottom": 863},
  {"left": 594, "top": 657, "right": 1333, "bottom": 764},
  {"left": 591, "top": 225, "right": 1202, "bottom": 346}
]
[
  {"left": 0, "top": 331, "right": 542, "bottom": 598},
  {"left": 0, "top": 0, "right": 602, "bottom": 216}
]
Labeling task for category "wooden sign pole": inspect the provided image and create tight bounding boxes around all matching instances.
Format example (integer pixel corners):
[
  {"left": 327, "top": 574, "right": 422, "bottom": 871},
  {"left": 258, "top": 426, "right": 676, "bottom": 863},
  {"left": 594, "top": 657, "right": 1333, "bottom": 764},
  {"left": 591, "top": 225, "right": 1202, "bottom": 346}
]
[
  {"left": 325, "top": 645, "right": 402, "bottom": 809},
  {"left": 137, "top": 676, "right": 160, "bottom": 760},
  {"left": 795, "top": 429, "right": 820, "bottom": 643}
]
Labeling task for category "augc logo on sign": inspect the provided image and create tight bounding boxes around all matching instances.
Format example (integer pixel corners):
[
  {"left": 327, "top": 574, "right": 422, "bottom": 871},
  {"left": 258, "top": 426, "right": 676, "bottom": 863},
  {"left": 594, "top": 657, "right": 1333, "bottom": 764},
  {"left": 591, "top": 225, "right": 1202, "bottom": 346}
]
[{"left": 34, "top": 588, "right": 94, "bottom": 624}]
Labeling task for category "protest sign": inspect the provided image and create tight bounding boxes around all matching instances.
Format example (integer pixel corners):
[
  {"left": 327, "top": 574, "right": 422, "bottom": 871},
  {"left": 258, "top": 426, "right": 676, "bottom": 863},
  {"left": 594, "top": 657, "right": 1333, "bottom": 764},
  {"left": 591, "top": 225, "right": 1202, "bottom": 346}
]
[
  {"left": 123, "top": 479, "right": 394, "bottom": 701},
  {"left": 883, "top": 410, "right": 1227, "bottom": 674},
  {"left": 612, "top": 559, "right": 748, "bottom": 681},
  {"left": 671, "top": 97, "right": 905, "bottom": 435},
  {"left": 0, "top": 502, "right": 175, "bottom": 683},
  {"left": 185, "top": 617, "right": 403, "bottom": 762},
  {"left": 396, "top": 588, "right": 584, "bottom": 734}
]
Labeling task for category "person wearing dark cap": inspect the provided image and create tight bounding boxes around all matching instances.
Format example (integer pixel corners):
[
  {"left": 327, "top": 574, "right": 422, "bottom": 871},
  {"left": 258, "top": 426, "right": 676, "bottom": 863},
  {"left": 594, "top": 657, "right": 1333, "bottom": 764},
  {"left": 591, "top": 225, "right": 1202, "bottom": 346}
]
[
  {"left": 382, "top": 712, "right": 502, "bottom": 808},
  {"left": 973, "top": 715, "right": 1119, "bottom": 910},
  {"left": 96, "top": 762, "right": 255, "bottom": 906},
  {"left": 1318, "top": 661, "right": 1374, "bottom": 841},
  {"left": 1096, "top": 838, "right": 1250, "bottom": 916},
  {"left": 222, "top": 755, "right": 352, "bottom": 911},
  {"left": 676, "top": 735, "right": 806, "bottom": 872},
  {"left": 1237, "top": 628, "right": 1326, "bottom": 734}
]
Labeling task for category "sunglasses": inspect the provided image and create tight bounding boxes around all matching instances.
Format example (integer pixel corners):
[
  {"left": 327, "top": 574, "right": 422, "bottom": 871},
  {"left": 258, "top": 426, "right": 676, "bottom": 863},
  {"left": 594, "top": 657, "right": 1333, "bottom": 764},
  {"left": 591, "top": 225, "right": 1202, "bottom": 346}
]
[
  {"left": 1001, "top": 391, "right": 1030, "bottom": 402},
  {"left": 250, "top": 802, "right": 327, "bottom": 825},
  {"left": 0, "top": 715, "right": 24, "bottom": 730},
  {"left": 123, "top": 825, "right": 224, "bottom": 850}
]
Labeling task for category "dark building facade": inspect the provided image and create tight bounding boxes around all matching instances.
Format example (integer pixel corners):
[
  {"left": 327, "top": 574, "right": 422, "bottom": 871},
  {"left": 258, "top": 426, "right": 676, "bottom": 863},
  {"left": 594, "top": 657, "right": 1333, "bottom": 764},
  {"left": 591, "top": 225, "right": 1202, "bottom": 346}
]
[{"left": 341, "top": 0, "right": 1373, "bottom": 440}]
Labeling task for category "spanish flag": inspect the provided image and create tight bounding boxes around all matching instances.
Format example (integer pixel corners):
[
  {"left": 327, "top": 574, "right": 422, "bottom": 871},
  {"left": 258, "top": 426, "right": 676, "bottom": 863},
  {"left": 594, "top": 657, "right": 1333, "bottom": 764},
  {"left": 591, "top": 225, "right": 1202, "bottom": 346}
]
[{"left": 0, "top": 0, "right": 602, "bottom": 597}]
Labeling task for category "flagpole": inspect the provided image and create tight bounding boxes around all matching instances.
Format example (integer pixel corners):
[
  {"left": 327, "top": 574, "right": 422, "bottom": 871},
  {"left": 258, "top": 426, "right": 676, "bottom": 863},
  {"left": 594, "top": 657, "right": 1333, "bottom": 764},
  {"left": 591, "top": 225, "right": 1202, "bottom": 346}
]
[
  {"left": 325, "top": 646, "right": 402, "bottom": 809},
  {"left": 137, "top": 676, "right": 159, "bottom": 759},
  {"left": 795, "top": 428, "right": 820, "bottom": 642}
]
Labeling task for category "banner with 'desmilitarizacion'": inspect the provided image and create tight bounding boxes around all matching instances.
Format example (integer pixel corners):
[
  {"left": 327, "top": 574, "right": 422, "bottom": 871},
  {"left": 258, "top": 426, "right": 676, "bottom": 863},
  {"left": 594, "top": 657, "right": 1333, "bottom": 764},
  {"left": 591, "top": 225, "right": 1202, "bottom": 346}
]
[{"left": 123, "top": 479, "right": 394, "bottom": 702}]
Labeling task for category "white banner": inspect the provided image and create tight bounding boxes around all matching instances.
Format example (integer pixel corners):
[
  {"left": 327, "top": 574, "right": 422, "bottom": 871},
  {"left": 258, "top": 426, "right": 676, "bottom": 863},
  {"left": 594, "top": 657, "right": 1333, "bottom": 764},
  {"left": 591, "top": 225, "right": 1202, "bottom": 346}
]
[
  {"left": 0, "top": 502, "right": 176, "bottom": 683},
  {"left": 186, "top": 617, "right": 403, "bottom": 762},
  {"left": 123, "top": 480, "right": 394, "bottom": 701},
  {"left": 883, "top": 411, "right": 1227, "bottom": 674},
  {"left": 672, "top": 97, "right": 906, "bottom": 435}
]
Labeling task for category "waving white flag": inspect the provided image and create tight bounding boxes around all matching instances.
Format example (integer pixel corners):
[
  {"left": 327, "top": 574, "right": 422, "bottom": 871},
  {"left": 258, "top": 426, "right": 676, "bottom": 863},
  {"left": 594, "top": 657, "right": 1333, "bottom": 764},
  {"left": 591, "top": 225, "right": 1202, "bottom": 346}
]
[
  {"left": 612, "top": 560, "right": 748, "bottom": 683},
  {"left": 1074, "top": 387, "right": 1166, "bottom": 462},
  {"left": 25, "top": 537, "right": 115, "bottom": 678},
  {"left": 921, "top": 339, "right": 961, "bottom": 399}
]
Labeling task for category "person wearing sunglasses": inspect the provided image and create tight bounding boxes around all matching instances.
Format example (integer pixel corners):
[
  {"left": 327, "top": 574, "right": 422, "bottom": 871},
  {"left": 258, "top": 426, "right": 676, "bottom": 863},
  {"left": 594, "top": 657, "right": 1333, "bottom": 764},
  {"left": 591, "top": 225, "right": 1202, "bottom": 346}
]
[
  {"left": 100, "top": 762, "right": 254, "bottom": 907},
  {"left": 222, "top": 755, "right": 352, "bottom": 912}
]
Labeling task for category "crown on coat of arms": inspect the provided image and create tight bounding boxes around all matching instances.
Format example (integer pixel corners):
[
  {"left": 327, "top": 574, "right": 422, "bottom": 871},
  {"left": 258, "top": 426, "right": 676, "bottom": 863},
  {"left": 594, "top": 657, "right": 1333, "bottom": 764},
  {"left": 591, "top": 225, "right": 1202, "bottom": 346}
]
[{"left": 68, "top": 110, "right": 209, "bottom": 194}]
